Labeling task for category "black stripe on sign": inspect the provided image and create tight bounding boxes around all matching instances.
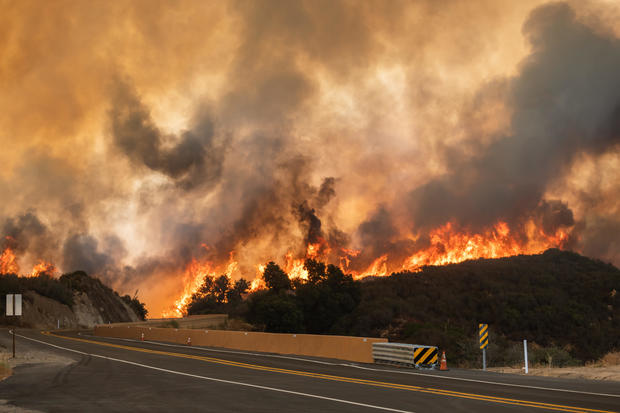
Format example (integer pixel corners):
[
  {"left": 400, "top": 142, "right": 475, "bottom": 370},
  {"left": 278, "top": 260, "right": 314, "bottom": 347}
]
[{"left": 416, "top": 347, "right": 438, "bottom": 365}]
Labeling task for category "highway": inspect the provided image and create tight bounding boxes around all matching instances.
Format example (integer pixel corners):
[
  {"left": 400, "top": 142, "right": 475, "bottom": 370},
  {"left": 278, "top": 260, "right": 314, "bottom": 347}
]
[{"left": 0, "top": 329, "right": 618, "bottom": 412}]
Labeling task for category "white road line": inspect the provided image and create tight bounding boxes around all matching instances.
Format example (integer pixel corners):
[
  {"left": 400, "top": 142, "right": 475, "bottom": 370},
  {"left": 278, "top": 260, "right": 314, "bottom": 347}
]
[
  {"left": 347, "top": 365, "right": 620, "bottom": 399},
  {"left": 84, "top": 333, "right": 620, "bottom": 399},
  {"left": 14, "top": 333, "right": 415, "bottom": 413}
]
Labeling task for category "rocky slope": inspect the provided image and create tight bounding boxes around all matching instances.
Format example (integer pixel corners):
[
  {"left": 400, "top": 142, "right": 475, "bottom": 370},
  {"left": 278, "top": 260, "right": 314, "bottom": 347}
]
[{"left": 0, "top": 271, "right": 140, "bottom": 329}]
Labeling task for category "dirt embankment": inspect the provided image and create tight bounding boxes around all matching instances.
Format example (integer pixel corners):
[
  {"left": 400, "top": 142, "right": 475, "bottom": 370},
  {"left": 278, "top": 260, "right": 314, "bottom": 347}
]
[
  {"left": 1, "top": 271, "right": 140, "bottom": 330},
  {"left": 17, "top": 290, "right": 138, "bottom": 330}
]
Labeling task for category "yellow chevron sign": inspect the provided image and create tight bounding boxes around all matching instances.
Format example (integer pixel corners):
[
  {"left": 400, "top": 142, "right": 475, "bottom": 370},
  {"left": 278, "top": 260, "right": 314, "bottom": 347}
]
[
  {"left": 479, "top": 323, "right": 489, "bottom": 349},
  {"left": 413, "top": 346, "right": 438, "bottom": 366}
]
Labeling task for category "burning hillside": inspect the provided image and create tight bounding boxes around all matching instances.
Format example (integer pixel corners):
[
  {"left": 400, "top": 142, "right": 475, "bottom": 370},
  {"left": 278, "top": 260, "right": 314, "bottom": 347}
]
[
  {"left": 0, "top": 1, "right": 619, "bottom": 316},
  {"left": 0, "top": 237, "right": 56, "bottom": 278},
  {"left": 159, "top": 216, "right": 571, "bottom": 317}
]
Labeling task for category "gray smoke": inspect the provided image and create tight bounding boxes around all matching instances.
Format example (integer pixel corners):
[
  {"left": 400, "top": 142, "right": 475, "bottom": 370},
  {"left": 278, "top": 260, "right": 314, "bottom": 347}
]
[
  {"left": 111, "top": 81, "right": 226, "bottom": 190},
  {"left": 62, "top": 234, "right": 126, "bottom": 277},
  {"left": 406, "top": 3, "right": 620, "bottom": 237}
]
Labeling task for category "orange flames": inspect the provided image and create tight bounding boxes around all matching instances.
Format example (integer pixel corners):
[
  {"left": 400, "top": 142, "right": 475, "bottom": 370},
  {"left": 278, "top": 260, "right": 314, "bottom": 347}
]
[
  {"left": 29, "top": 260, "right": 57, "bottom": 277},
  {"left": 161, "top": 251, "right": 240, "bottom": 318},
  {"left": 3, "top": 219, "right": 571, "bottom": 318},
  {"left": 163, "top": 219, "right": 571, "bottom": 316},
  {"left": 398, "top": 220, "right": 568, "bottom": 273},
  {"left": 0, "top": 247, "right": 19, "bottom": 274},
  {"left": 1, "top": 236, "right": 57, "bottom": 277}
]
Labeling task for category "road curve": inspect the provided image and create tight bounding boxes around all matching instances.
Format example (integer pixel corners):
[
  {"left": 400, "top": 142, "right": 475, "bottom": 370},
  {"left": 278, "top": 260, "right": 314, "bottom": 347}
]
[{"left": 0, "top": 329, "right": 618, "bottom": 413}]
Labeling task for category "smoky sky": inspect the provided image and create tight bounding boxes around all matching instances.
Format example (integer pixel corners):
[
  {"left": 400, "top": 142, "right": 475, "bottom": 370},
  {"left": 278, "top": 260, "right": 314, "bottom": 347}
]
[
  {"left": 111, "top": 81, "right": 226, "bottom": 190},
  {"left": 1, "top": 0, "right": 619, "bottom": 314},
  {"left": 408, "top": 3, "right": 620, "bottom": 234}
]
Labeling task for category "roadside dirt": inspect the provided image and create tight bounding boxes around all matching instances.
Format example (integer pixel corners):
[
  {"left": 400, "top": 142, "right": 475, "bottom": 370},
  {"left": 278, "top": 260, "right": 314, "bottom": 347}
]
[
  {"left": 490, "top": 365, "right": 620, "bottom": 381},
  {"left": 489, "top": 353, "right": 620, "bottom": 382},
  {"left": 0, "top": 330, "right": 75, "bottom": 412},
  {"left": 0, "top": 329, "right": 75, "bottom": 376}
]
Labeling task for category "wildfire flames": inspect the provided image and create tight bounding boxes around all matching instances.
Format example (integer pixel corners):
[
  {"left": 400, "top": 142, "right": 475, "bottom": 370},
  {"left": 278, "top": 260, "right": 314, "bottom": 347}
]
[
  {"left": 0, "top": 247, "right": 18, "bottom": 275},
  {"left": 161, "top": 251, "right": 239, "bottom": 318},
  {"left": 159, "top": 219, "right": 570, "bottom": 317},
  {"left": 1, "top": 218, "right": 570, "bottom": 318},
  {"left": 29, "top": 260, "right": 57, "bottom": 278},
  {"left": 399, "top": 221, "right": 569, "bottom": 273},
  {"left": 0, "top": 237, "right": 57, "bottom": 278}
]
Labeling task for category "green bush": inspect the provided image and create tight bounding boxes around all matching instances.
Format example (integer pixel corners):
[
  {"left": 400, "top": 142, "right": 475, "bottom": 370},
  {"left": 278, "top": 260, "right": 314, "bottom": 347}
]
[
  {"left": 121, "top": 294, "right": 148, "bottom": 320},
  {"left": 0, "top": 274, "right": 73, "bottom": 307},
  {"left": 247, "top": 291, "right": 304, "bottom": 333}
]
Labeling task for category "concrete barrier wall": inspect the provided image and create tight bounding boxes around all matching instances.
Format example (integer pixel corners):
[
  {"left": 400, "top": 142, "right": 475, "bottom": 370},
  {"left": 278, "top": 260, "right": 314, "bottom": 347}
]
[{"left": 94, "top": 325, "right": 387, "bottom": 363}]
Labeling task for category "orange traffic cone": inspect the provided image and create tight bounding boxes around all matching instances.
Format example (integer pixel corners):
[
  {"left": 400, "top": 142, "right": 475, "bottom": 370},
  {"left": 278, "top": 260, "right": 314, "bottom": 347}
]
[
  {"left": 440, "top": 351, "right": 448, "bottom": 371},
  {"left": 141, "top": 332, "right": 145, "bottom": 341},
  {"left": 187, "top": 337, "right": 192, "bottom": 346}
]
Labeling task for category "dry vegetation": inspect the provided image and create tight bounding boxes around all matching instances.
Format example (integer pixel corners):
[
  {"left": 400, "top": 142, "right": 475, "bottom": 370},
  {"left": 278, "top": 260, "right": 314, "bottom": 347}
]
[
  {"left": 0, "top": 353, "right": 11, "bottom": 381},
  {"left": 491, "top": 351, "right": 620, "bottom": 381}
]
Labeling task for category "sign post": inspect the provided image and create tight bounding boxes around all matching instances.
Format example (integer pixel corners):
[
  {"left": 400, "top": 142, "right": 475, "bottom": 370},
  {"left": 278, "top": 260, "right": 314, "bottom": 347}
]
[
  {"left": 6, "top": 294, "right": 22, "bottom": 358},
  {"left": 479, "top": 323, "right": 488, "bottom": 371}
]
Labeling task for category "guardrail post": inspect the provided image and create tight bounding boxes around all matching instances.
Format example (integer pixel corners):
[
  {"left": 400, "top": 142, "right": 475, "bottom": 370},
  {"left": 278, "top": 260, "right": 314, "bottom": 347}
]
[{"left": 523, "top": 340, "right": 529, "bottom": 374}]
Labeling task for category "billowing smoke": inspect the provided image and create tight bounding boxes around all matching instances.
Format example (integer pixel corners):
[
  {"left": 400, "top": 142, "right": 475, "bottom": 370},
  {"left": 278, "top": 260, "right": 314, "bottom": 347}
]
[
  {"left": 111, "top": 81, "right": 226, "bottom": 190},
  {"left": 1, "top": 0, "right": 619, "bottom": 314},
  {"left": 407, "top": 3, "right": 620, "bottom": 234}
]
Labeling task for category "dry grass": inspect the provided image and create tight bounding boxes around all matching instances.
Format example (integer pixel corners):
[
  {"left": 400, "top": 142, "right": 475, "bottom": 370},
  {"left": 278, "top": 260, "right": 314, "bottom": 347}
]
[
  {"left": 221, "top": 318, "right": 255, "bottom": 331},
  {"left": 0, "top": 353, "right": 12, "bottom": 381},
  {"left": 491, "top": 351, "right": 620, "bottom": 382},
  {"left": 599, "top": 351, "right": 620, "bottom": 366},
  {"left": 587, "top": 351, "right": 620, "bottom": 367}
]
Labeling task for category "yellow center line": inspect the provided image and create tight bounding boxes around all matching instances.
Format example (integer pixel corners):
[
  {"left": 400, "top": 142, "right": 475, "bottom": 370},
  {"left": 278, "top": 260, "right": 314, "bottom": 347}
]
[{"left": 41, "top": 332, "right": 615, "bottom": 413}]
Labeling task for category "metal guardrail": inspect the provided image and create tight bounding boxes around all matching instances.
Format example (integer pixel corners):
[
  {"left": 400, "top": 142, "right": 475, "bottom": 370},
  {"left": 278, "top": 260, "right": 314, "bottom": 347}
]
[{"left": 372, "top": 342, "right": 439, "bottom": 368}]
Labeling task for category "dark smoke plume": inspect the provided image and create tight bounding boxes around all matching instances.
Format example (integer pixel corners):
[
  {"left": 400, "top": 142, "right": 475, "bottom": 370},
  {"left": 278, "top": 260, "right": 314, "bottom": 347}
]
[
  {"left": 111, "top": 82, "right": 226, "bottom": 190},
  {"left": 407, "top": 3, "right": 620, "bottom": 236}
]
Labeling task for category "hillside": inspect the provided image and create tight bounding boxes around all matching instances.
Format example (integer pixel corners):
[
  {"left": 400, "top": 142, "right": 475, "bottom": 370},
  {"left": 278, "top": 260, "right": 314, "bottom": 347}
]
[
  {"left": 345, "top": 249, "right": 620, "bottom": 366},
  {"left": 0, "top": 271, "right": 146, "bottom": 329},
  {"left": 193, "top": 249, "right": 620, "bottom": 367}
]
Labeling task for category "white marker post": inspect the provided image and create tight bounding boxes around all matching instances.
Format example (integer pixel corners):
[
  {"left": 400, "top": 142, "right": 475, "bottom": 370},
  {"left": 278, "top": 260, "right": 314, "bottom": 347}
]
[
  {"left": 6, "top": 294, "right": 22, "bottom": 358},
  {"left": 523, "top": 339, "right": 529, "bottom": 374}
]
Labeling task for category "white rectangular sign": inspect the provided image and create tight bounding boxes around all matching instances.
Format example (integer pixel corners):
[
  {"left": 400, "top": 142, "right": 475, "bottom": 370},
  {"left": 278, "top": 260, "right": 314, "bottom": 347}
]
[
  {"left": 5, "top": 294, "right": 22, "bottom": 316},
  {"left": 6, "top": 294, "right": 13, "bottom": 316},
  {"left": 14, "top": 294, "right": 22, "bottom": 316}
]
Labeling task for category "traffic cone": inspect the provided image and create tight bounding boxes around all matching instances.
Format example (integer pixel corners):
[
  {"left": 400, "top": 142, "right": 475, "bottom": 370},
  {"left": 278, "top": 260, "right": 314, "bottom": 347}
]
[
  {"left": 187, "top": 337, "right": 191, "bottom": 346},
  {"left": 440, "top": 351, "right": 449, "bottom": 371},
  {"left": 141, "top": 332, "right": 145, "bottom": 341}
]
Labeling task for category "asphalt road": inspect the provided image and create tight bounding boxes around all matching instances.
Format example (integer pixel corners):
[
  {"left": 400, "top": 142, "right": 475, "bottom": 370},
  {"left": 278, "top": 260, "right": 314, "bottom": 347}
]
[{"left": 0, "top": 329, "right": 618, "bottom": 413}]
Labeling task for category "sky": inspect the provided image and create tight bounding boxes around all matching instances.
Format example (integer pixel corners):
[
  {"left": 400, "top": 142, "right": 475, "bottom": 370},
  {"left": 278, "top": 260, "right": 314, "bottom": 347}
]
[{"left": 1, "top": 0, "right": 619, "bottom": 315}]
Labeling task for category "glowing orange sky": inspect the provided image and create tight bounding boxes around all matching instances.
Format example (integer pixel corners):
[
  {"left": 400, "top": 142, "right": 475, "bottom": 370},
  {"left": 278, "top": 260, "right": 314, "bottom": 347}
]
[{"left": 1, "top": 0, "right": 619, "bottom": 315}]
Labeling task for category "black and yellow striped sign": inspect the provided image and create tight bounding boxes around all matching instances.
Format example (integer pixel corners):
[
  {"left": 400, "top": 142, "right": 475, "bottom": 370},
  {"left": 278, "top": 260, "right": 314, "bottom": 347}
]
[
  {"left": 479, "top": 323, "right": 488, "bottom": 349},
  {"left": 413, "top": 346, "right": 438, "bottom": 366}
]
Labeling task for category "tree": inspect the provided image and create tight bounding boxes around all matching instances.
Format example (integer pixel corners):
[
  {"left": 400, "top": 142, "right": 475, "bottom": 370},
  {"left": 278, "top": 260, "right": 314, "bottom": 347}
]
[
  {"left": 187, "top": 275, "right": 252, "bottom": 316},
  {"left": 295, "top": 262, "right": 361, "bottom": 334},
  {"left": 122, "top": 294, "right": 148, "bottom": 321},
  {"left": 227, "top": 278, "right": 250, "bottom": 303},
  {"left": 304, "top": 259, "right": 326, "bottom": 284},
  {"left": 262, "top": 262, "right": 291, "bottom": 292},
  {"left": 213, "top": 275, "right": 230, "bottom": 304},
  {"left": 247, "top": 291, "right": 304, "bottom": 333}
]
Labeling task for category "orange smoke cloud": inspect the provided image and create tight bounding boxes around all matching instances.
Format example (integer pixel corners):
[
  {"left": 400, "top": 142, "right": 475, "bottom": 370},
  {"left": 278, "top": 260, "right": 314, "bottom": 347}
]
[{"left": 1, "top": 0, "right": 619, "bottom": 317}]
